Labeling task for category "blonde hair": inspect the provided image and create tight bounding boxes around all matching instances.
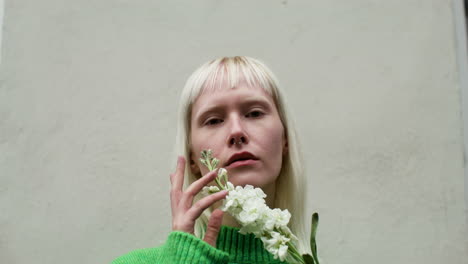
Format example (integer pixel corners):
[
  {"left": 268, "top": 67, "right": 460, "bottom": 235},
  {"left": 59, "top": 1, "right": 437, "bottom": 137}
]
[{"left": 174, "top": 56, "right": 310, "bottom": 254}]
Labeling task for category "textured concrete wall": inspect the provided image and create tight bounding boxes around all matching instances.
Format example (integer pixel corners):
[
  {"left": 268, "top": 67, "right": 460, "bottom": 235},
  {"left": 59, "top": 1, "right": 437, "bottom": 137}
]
[{"left": 1, "top": 1, "right": 467, "bottom": 263}]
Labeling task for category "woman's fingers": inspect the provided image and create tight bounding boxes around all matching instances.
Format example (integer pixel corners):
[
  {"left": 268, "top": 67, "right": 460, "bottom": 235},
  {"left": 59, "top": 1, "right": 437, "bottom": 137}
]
[
  {"left": 186, "top": 190, "right": 228, "bottom": 221},
  {"left": 170, "top": 157, "right": 229, "bottom": 237},
  {"left": 170, "top": 156, "right": 186, "bottom": 214},
  {"left": 186, "top": 169, "right": 219, "bottom": 196},
  {"left": 173, "top": 156, "right": 186, "bottom": 191},
  {"left": 203, "top": 209, "right": 225, "bottom": 247},
  {"left": 179, "top": 169, "right": 219, "bottom": 209}
]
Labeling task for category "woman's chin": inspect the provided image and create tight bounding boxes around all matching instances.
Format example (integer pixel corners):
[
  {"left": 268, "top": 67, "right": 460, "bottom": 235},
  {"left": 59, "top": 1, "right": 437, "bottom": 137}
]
[{"left": 226, "top": 169, "right": 277, "bottom": 191}]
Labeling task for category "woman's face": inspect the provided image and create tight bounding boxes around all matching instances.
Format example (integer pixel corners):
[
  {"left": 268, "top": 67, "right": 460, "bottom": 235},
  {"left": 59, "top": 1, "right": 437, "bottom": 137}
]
[{"left": 189, "top": 81, "right": 287, "bottom": 190}]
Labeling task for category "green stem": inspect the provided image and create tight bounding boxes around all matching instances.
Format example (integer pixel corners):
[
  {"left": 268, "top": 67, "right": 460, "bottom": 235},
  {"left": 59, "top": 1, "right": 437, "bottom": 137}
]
[{"left": 287, "top": 242, "right": 305, "bottom": 264}]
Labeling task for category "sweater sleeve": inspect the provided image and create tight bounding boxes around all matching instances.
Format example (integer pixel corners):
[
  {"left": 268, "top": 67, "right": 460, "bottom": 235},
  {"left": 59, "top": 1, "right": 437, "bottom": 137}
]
[{"left": 111, "top": 231, "right": 230, "bottom": 264}]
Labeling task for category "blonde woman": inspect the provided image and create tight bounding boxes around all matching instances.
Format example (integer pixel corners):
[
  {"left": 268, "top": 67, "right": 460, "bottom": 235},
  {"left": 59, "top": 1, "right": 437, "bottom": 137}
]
[{"left": 112, "top": 56, "right": 309, "bottom": 264}]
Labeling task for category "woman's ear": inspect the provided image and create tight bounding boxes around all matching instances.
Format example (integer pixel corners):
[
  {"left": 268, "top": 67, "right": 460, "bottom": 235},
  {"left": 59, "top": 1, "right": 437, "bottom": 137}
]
[
  {"left": 189, "top": 151, "right": 201, "bottom": 176},
  {"left": 283, "top": 136, "right": 288, "bottom": 156}
]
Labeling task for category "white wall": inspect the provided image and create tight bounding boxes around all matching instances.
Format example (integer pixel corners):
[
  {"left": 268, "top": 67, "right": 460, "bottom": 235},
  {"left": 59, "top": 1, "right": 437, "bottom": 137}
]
[
  {"left": 453, "top": 0, "right": 468, "bottom": 233},
  {"left": 0, "top": 0, "right": 4, "bottom": 63},
  {"left": 0, "top": 1, "right": 466, "bottom": 263}
]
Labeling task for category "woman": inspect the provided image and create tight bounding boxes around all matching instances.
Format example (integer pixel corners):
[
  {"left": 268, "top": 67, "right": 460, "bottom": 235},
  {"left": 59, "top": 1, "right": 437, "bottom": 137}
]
[{"left": 112, "top": 56, "right": 309, "bottom": 264}]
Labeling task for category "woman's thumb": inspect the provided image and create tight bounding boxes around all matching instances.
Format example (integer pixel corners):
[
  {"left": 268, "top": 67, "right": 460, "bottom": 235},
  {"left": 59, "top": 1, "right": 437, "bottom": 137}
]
[{"left": 203, "top": 209, "right": 224, "bottom": 247}]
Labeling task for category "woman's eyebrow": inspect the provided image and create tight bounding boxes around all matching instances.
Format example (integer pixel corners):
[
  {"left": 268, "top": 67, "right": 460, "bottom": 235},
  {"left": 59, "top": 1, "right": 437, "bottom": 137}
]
[
  {"left": 240, "top": 97, "right": 273, "bottom": 109},
  {"left": 194, "top": 104, "right": 224, "bottom": 122}
]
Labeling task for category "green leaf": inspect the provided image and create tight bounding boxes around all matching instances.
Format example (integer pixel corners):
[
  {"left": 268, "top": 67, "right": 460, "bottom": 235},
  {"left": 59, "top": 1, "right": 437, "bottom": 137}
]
[
  {"left": 302, "top": 254, "right": 314, "bottom": 264},
  {"left": 310, "top": 212, "right": 320, "bottom": 264}
]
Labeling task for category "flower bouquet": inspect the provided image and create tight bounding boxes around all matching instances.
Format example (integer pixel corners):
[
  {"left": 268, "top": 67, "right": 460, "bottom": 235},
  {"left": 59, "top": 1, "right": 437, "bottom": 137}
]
[{"left": 200, "top": 150, "right": 320, "bottom": 264}]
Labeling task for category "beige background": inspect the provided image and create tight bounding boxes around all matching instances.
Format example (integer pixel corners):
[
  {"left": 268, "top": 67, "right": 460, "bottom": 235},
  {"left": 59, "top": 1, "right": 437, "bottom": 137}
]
[{"left": 1, "top": 0, "right": 467, "bottom": 263}]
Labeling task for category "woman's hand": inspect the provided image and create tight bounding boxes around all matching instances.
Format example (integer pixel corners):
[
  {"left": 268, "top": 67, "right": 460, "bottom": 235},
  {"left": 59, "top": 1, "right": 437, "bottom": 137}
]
[{"left": 170, "top": 156, "right": 228, "bottom": 247}]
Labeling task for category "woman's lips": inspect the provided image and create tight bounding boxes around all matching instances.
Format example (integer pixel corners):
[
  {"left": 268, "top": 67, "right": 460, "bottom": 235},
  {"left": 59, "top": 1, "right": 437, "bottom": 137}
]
[{"left": 226, "top": 159, "right": 258, "bottom": 169}]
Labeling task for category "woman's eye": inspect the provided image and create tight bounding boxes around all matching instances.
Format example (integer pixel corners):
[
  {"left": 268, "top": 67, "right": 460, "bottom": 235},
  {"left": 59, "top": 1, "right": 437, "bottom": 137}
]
[
  {"left": 246, "top": 110, "right": 264, "bottom": 118},
  {"left": 205, "top": 118, "right": 223, "bottom": 126}
]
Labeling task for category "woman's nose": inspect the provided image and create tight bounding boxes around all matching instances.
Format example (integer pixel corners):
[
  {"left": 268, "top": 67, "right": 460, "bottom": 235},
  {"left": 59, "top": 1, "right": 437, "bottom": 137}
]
[
  {"left": 227, "top": 116, "right": 249, "bottom": 146},
  {"left": 229, "top": 135, "right": 247, "bottom": 146}
]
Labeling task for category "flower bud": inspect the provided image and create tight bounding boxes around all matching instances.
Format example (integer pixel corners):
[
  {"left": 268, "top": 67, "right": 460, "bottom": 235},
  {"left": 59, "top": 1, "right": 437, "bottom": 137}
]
[{"left": 217, "top": 168, "right": 227, "bottom": 178}]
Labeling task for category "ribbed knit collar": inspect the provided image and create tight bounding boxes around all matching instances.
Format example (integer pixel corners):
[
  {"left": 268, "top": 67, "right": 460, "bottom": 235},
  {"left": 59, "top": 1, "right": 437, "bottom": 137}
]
[{"left": 216, "top": 225, "right": 285, "bottom": 263}]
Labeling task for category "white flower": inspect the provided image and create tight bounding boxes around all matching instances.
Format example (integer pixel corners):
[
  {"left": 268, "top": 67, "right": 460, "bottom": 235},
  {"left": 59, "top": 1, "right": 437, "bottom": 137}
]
[
  {"left": 226, "top": 181, "right": 235, "bottom": 191},
  {"left": 238, "top": 198, "right": 267, "bottom": 223},
  {"left": 198, "top": 150, "right": 298, "bottom": 263},
  {"left": 221, "top": 184, "right": 266, "bottom": 213},
  {"left": 264, "top": 208, "right": 291, "bottom": 231},
  {"left": 205, "top": 181, "right": 296, "bottom": 261},
  {"left": 261, "top": 231, "right": 291, "bottom": 261},
  {"left": 237, "top": 201, "right": 269, "bottom": 236},
  {"left": 218, "top": 168, "right": 227, "bottom": 178}
]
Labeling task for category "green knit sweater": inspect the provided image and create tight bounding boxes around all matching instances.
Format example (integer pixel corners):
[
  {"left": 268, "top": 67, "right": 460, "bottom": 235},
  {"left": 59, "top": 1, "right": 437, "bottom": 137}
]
[{"left": 112, "top": 225, "right": 287, "bottom": 264}]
